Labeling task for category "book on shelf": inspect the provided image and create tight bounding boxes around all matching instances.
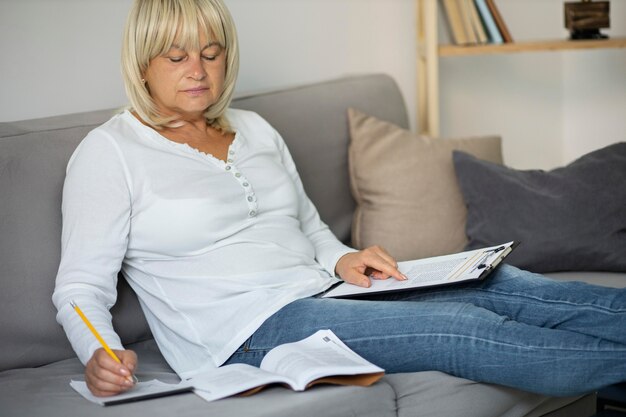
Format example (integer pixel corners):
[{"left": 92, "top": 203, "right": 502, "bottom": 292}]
[
  {"left": 485, "top": 0, "right": 513, "bottom": 43},
  {"left": 467, "top": 0, "right": 488, "bottom": 44},
  {"left": 442, "top": 0, "right": 469, "bottom": 45},
  {"left": 474, "top": 0, "right": 503, "bottom": 44},
  {"left": 70, "top": 330, "right": 384, "bottom": 406},
  {"left": 458, "top": 0, "right": 478, "bottom": 44},
  {"left": 441, "top": 0, "right": 512, "bottom": 46}
]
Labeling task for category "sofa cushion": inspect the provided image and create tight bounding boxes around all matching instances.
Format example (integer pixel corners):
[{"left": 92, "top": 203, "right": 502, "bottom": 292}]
[
  {"left": 0, "top": 340, "right": 399, "bottom": 417},
  {"left": 348, "top": 108, "right": 502, "bottom": 261},
  {"left": 453, "top": 142, "right": 626, "bottom": 273},
  {"left": 385, "top": 371, "right": 593, "bottom": 417},
  {"left": 0, "top": 339, "right": 589, "bottom": 417}
]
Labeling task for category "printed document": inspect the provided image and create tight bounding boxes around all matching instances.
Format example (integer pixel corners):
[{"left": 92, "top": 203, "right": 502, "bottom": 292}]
[{"left": 323, "top": 241, "right": 517, "bottom": 299}]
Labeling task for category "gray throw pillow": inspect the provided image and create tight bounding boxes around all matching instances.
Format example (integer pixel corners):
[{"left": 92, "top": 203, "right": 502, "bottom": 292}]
[{"left": 453, "top": 143, "right": 626, "bottom": 273}]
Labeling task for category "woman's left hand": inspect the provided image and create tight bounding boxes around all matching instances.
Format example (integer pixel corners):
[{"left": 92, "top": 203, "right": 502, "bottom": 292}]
[{"left": 335, "top": 246, "right": 407, "bottom": 288}]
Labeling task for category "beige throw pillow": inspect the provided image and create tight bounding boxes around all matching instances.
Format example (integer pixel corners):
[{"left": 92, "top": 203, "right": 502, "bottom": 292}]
[{"left": 348, "top": 108, "right": 502, "bottom": 261}]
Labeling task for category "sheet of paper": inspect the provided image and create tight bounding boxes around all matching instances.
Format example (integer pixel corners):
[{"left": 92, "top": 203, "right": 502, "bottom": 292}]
[
  {"left": 323, "top": 242, "right": 515, "bottom": 298},
  {"left": 70, "top": 379, "right": 192, "bottom": 406}
]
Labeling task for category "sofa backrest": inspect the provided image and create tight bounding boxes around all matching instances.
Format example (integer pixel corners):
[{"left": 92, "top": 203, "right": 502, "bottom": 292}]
[{"left": 0, "top": 73, "right": 408, "bottom": 371}]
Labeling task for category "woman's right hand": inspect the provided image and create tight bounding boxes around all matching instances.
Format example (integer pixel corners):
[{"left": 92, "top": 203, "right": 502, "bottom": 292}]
[{"left": 85, "top": 348, "right": 138, "bottom": 396}]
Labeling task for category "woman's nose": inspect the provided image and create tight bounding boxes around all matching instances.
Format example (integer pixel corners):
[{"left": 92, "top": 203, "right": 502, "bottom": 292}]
[{"left": 187, "top": 56, "right": 207, "bottom": 81}]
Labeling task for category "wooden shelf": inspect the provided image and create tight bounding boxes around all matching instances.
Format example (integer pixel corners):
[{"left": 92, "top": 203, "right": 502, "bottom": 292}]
[
  {"left": 416, "top": 0, "right": 626, "bottom": 136},
  {"left": 439, "top": 38, "right": 626, "bottom": 57}
]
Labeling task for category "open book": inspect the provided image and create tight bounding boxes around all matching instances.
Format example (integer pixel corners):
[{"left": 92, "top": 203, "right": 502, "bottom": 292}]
[
  {"left": 70, "top": 330, "right": 384, "bottom": 405},
  {"left": 323, "top": 241, "right": 517, "bottom": 299},
  {"left": 190, "top": 329, "right": 384, "bottom": 402}
]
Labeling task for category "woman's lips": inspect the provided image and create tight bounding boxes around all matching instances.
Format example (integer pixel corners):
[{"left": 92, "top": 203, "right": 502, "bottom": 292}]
[{"left": 183, "top": 87, "right": 209, "bottom": 96}]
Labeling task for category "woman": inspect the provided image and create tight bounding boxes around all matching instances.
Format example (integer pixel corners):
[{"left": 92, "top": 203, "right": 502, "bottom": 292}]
[{"left": 53, "top": 0, "right": 626, "bottom": 398}]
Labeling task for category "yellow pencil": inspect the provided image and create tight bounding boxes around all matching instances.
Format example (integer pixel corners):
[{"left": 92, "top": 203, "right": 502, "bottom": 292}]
[{"left": 70, "top": 300, "right": 138, "bottom": 384}]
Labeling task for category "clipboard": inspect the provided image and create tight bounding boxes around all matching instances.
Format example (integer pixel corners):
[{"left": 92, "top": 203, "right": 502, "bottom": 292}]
[
  {"left": 323, "top": 241, "right": 519, "bottom": 299},
  {"left": 70, "top": 379, "right": 194, "bottom": 406}
]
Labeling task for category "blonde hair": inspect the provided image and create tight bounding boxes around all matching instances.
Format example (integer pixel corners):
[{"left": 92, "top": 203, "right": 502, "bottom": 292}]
[{"left": 121, "top": 0, "right": 239, "bottom": 130}]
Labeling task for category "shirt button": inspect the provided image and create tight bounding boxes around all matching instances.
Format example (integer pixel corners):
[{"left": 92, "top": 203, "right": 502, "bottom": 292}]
[
  {"left": 227, "top": 158, "right": 234, "bottom": 163},
  {"left": 247, "top": 196, "right": 254, "bottom": 202},
  {"left": 249, "top": 210, "right": 256, "bottom": 217},
  {"left": 225, "top": 165, "right": 231, "bottom": 171},
  {"left": 243, "top": 182, "right": 249, "bottom": 187},
  {"left": 229, "top": 150, "right": 235, "bottom": 155},
  {"left": 235, "top": 173, "right": 241, "bottom": 178}
]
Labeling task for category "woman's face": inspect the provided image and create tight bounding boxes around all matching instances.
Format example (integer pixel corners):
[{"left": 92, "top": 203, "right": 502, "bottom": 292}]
[{"left": 143, "top": 31, "right": 226, "bottom": 121}]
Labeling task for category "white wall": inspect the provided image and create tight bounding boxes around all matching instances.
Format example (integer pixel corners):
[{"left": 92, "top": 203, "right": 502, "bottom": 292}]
[
  {"left": 1, "top": 0, "right": 624, "bottom": 169},
  {"left": 0, "top": 0, "right": 417, "bottom": 125},
  {"left": 438, "top": 0, "right": 626, "bottom": 169},
  {"left": 562, "top": 50, "right": 626, "bottom": 163},
  {"left": 0, "top": 0, "right": 131, "bottom": 121}
]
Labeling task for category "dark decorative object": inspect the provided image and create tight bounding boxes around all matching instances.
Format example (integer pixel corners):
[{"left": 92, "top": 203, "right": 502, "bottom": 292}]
[{"left": 564, "top": 0, "right": 610, "bottom": 40}]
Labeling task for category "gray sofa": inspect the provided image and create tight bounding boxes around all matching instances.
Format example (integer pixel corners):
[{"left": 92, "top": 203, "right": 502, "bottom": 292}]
[{"left": 1, "top": 74, "right": 623, "bottom": 416}]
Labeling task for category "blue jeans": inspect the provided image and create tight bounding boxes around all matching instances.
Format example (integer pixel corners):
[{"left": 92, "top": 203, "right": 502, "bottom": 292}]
[{"left": 224, "top": 265, "right": 626, "bottom": 396}]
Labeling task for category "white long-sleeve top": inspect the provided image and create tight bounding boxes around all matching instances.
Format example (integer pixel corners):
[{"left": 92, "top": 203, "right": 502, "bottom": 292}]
[{"left": 52, "top": 108, "right": 353, "bottom": 378}]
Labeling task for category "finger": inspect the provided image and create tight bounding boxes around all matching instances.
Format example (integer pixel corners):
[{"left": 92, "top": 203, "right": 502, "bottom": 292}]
[
  {"left": 117, "top": 349, "right": 138, "bottom": 382},
  {"left": 87, "top": 370, "right": 134, "bottom": 395},
  {"left": 93, "top": 349, "right": 136, "bottom": 385},
  {"left": 341, "top": 270, "right": 372, "bottom": 288},
  {"left": 86, "top": 364, "right": 134, "bottom": 396},
  {"left": 370, "top": 270, "right": 389, "bottom": 280},
  {"left": 85, "top": 377, "right": 134, "bottom": 396},
  {"left": 362, "top": 254, "right": 407, "bottom": 282},
  {"left": 94, "top": 349, "right": 129, "bottom": 375},
  {"left": 93, "top": 356, "right": 134, "bottom": 384}
]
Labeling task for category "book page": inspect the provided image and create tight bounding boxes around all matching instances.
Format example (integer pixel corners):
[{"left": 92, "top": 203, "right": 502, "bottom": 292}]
[
  {"left": 260, "top": 329, "right": 383, "bottom": 391},
  {"left": 189, "top": 363, "right": 293, "bottom": 402},
  {"left": 69, "top": 379, "right": 192, "bottom": 406},
  {"left": 323, "top": 242, "right": 515, "bottom": 298}
]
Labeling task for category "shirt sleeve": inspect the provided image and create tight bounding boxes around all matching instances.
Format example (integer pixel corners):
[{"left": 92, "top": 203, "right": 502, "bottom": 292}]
[
  {"left": 271, "top": 127, "right": 357, "bottom": 277},
  {"left": 52, "top": 129, "right": 132, "bottom": 365}
]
